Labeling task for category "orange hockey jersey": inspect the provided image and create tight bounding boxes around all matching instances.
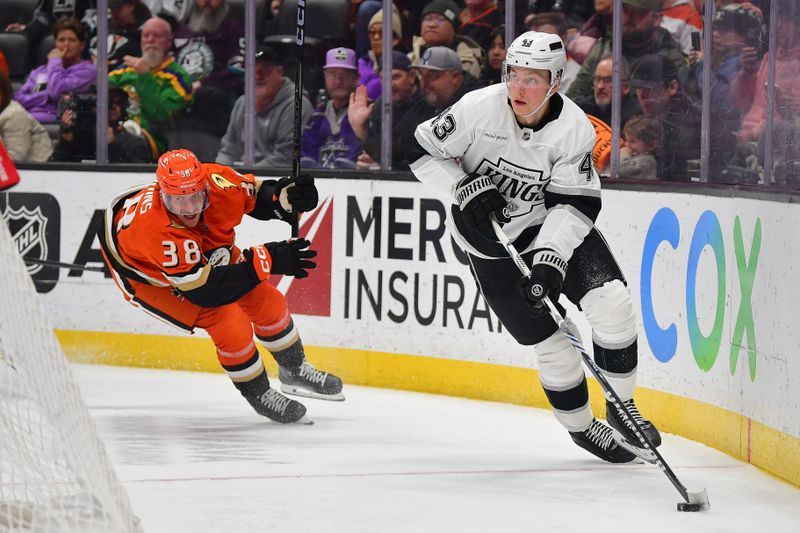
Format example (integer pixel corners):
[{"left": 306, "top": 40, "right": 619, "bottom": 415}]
[{"left": 101, "top": 163, "right": 282, "bottom": 309}]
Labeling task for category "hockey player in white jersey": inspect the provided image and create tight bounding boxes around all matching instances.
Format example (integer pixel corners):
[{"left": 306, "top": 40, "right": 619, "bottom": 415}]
[{"left": 411, "top": 31, "right": 661, "bottom": 463}]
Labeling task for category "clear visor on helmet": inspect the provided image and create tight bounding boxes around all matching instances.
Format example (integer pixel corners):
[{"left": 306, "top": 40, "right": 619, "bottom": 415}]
[
  {"left": 161, "top": 187, "right": 209, "bottom": 217},
  {"left": 503, "top": 63, "right": 556, "bottom": 89}
]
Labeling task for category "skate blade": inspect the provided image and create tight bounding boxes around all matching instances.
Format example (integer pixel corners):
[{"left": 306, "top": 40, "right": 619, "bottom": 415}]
[
  {"left": 281, "top": 384, "right": 345, "bottom": 402},
  {"left": 291, "top": 415, "right": 314, "bottom": 425},
  {"left": 611, "top": 429, "right": 658, "bottom": 464}
]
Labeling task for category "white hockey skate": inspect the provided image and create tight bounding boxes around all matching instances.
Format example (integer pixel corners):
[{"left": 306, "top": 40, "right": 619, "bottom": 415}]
[{"left": 280, "top": 361, "right": 345, "bottom": 401}]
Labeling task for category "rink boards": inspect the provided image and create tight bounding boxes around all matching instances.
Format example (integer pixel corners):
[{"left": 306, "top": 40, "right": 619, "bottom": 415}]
[{"left": 4, "top": 169, "right": 799, "bottom": 487}]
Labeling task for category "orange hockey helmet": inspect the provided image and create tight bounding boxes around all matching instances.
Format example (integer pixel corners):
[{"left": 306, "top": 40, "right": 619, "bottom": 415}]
[
  {"left": 156, "top": 149, "right": 209, "bottom": 216},
  {"left": 156, "top": 149, "right": 206, "bottom": 195}
]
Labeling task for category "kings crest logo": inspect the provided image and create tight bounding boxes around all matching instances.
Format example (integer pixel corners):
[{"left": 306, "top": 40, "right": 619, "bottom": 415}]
[
  {"left": 474, "top": 158, "right": 546, "bottom": 218},
  {"left": 0, "top": 193, "right": 61, "bottom": 293}
]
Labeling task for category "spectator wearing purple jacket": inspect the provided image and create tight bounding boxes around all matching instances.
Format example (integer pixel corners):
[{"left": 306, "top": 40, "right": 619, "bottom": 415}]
[
  {"left": 358, "top": 6, "right": 403, "bottom": 102},
  {"left": 14, "top": 18, "right": 96, "bottom": 124},
  {"left": 301, "top": 48, "right": 363, "bottom": 169}
]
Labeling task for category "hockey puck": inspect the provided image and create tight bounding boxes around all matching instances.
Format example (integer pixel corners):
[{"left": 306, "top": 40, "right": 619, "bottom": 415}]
[{"left": 676, "top": 502, "right": 703, "bottom": 512}]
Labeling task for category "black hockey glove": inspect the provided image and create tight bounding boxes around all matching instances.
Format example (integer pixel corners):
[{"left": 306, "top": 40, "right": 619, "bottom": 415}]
[
  {"left": 455, "top": 173, "right": 510, "bottom": 240},
  {"left": 271, "top": 175, "right": 319, "bottom": 220},
  {"left": 265, "top": 239, "right": 317, "bottom": 278},
  {"left": 519, "top": 249, "right": 568, "bottom": 309}
]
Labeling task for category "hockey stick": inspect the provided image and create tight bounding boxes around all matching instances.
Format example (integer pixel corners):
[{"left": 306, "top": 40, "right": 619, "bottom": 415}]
[
  {"left": 24, "top": 257, "right": 106, "bottom": 273},
  {"left": 490, "top": 218, "right": 710, "bottom": 513},
  {"left": 290, "top": 0, "right": 306, "bottom": 239}
]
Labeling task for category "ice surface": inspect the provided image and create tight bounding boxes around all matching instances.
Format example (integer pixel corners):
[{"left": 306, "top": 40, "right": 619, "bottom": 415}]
[{"left": 73, "top": 365, "right": 800, "bottom": 533}]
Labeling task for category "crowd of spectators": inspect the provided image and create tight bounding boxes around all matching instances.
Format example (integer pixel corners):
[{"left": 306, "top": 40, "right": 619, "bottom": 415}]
[{"left": 0, "top": 0, "right": 796, "bottom": 186}]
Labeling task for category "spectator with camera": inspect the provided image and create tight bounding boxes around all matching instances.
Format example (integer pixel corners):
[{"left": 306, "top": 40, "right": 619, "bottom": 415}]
[
  {"left": 14, "top": 18, "right": 97, "bottom": 124},
  {"left": 0, "top": 71, "right": 53, "bottom": 163},
  {"left": 51, "top": 88, "right": 152, "bottom": 163},
  {"left": 109, "top": 16, "right": 194, "bottom": 157},
  {"left": 215, "top": 45, "right": 312, "bottom": 167}
]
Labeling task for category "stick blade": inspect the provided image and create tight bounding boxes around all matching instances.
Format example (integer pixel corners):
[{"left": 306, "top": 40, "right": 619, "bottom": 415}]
[{"left": 677, "top": 489, "right": 710, "bottom": 512}]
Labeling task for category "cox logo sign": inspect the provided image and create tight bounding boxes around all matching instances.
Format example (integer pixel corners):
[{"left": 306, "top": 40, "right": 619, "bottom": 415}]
[{"left": 640, "top": 208, "right": 760, "bottom": 380}]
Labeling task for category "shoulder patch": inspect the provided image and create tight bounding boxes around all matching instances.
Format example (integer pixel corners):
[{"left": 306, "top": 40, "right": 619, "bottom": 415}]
[{"left": 210, "top": 173, "right": 237, "bottom": 190}]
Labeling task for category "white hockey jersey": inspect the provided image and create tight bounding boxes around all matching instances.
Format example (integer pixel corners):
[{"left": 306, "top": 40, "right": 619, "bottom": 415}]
[{"left": 411, "top": 83, "right": 601, "bottom": 261}]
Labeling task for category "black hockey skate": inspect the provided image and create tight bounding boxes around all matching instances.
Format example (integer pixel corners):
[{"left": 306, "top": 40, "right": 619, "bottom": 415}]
[
  {"left": 606, "top": 399, "right": 661, "bottom": 463},
  {"left": 248, "top": 387, "right": 311, "bottom": 424},
  {"left": 569, "top": 419, "right": 637, "bottom": 463},
  {"left": 279, "top": 361, "right": 344, "bottom": 401}
]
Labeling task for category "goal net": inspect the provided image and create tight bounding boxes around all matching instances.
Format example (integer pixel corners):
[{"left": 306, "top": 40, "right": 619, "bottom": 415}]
[{"left": 0, "top": 216, "right": 141, "bottom": 531}]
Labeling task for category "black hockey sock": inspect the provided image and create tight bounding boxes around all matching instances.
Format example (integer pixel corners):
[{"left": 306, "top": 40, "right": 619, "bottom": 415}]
[
  {"left": 256, "top": 319, "right": 305, "bottom": 368},
  {"left": 232, "top": 368, "right": 270, "bottom": 400}
]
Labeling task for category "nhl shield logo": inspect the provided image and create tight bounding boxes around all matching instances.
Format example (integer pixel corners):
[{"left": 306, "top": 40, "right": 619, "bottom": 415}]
[
  {"left": 6, "top": 205, "right": 48, "bottom": 275},
  {"left": 0, "top": 192, "right": 61, "bottom": 293}
]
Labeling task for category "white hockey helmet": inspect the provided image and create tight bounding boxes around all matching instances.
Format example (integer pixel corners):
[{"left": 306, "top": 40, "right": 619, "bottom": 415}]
[{"left": 503, "top": 31, "right": 566, "bottom": 88}]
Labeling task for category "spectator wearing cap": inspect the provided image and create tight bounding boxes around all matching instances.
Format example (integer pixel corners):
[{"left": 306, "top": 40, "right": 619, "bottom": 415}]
[
  {"left": 458, "top": 0, "right": 503, "bottom": 51},
  {"left": 413, "top": 46, "right": 483, "bottom": 112},
  {"left": 566, "top": 0, "right": 686, "bottom": 105},
  {"left": 359, "top": 6, "right": 404, "bottom": 102},
  {"left": 409, "top": 0, "right": 485, "bottom": 79},
  {"left": 629, "top": 53, "right": 699, "bottom": 181},
  {"left": 14, "top": 18, "right": 97, "bottom": 124},
  {"left": 354, "top": 1, "right": 386, "bottom": 58},
  {"left": 348, "top": 50, "right": 424, "bottom": 170},
  {"left": 300, "top": 48, "right": 363, "bottom": 169},
  {"left": 216, "top": 45, "right": 312, "bottom": 167},
  {"left": 93, "top": 0, "right": 152, "bottom": 71}
]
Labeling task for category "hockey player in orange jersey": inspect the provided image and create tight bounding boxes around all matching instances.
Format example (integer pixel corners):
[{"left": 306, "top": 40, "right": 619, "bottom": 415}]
[{"left": 100, "top": 148, "right": 343, "bottom": 424}]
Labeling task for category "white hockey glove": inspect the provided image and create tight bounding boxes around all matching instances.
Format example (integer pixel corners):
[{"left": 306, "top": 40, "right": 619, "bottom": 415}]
[{"left": 455, "top": 173, "right": 510, "bottom": 240}]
